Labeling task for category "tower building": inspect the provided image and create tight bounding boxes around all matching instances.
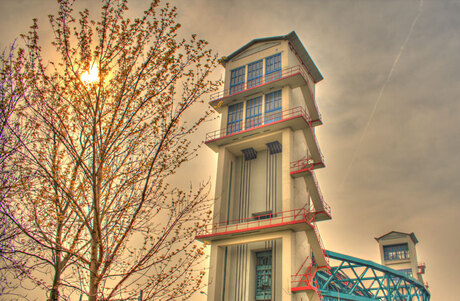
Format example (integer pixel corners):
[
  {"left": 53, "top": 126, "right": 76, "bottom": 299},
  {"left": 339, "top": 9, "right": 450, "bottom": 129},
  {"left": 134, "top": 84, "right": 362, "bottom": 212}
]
[
  {"left": 196, "top": 31, "right": 331, "bottom": 301},
  {"left": 375, "top": 231, "right": 427, "bottom": 284}
]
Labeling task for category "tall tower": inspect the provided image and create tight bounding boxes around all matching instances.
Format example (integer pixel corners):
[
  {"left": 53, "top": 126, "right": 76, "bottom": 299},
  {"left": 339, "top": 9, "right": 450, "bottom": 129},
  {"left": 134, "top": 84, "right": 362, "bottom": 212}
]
[
  {"left": 197, "top": 31, "right": 331, "bottom": 301},
  {"left": 375, "top": 231, "right": 427, "bottom": 284}
]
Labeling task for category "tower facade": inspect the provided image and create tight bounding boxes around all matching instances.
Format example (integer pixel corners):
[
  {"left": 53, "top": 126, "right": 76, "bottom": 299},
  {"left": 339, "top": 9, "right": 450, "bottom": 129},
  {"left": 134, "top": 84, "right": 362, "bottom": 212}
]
[
  {"left": 197, "top": 32, "right": 331, "bottom": 301},
  {"left": 375, "top": 231, "right": 427, "bottom": 284}
]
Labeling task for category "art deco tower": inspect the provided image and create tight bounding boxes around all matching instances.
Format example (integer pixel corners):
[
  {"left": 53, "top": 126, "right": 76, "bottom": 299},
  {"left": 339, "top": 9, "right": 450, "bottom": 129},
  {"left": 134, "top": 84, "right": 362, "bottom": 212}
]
[{"left": 197, "top": 31, "right": 331, "bottom": 301}]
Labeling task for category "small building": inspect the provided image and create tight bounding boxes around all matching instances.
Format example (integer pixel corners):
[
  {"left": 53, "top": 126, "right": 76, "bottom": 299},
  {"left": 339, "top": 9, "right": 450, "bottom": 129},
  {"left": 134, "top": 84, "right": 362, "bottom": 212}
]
[{"left": 375, "top": 231, "right": 426, "bottom": 284}]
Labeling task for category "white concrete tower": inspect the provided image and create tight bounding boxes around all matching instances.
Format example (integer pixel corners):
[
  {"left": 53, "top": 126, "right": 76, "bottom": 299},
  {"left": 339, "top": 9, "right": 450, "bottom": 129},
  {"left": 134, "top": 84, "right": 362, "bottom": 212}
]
[
  {"left": 197, "top": 32, "right": 331, "bottom": 301},
  {"left": 375, "top": 231, "right": 427, "bottom": 285}
]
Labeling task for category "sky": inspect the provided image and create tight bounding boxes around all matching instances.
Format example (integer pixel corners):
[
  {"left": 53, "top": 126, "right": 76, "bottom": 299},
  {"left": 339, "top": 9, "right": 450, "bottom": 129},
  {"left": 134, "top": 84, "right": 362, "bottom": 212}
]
[{"left": 1, "top": 0, "right": 459, "bottom": 300}]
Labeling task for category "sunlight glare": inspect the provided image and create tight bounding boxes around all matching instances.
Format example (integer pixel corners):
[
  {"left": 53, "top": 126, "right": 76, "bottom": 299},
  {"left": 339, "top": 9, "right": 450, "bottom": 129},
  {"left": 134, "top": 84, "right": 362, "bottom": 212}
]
[{"left": 81, "top": 65, "right": 99, "bottom": 84}]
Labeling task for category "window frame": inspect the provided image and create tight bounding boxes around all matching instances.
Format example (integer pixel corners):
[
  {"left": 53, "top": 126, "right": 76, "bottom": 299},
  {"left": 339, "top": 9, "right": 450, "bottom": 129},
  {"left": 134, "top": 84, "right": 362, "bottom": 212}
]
[
  {"left": 398, "top": 268, "right": 413, "bottom": 278},
  {"left": 245, "top": 96, "right": 262, "bottom": 129},
  {"left": 264, "top": 90, "right": 282, "bottom": 124},
  {"left": 226, "top": 102, "right": 244, "bottom": 135},
  {"left": 247, "top": 59, "right": 263, "bottom": 89},
  {"left": 230, "top": 66, "right": 246, "bottom": 94},
  {"left": 255, "top": 250, "right": 272, "bottom": 301},
  {"left": 265, "top": 53, "right": 281, "bottom": 82},
  {"left": 383, "top": 243, "right": 410, "bottom": 261}
]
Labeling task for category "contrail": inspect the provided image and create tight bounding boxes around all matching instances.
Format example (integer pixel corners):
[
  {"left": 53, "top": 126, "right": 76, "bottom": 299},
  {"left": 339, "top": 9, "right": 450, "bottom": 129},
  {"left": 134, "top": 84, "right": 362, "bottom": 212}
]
[{"left": 339, "top": 0, "right": 424, "bottom": 192}]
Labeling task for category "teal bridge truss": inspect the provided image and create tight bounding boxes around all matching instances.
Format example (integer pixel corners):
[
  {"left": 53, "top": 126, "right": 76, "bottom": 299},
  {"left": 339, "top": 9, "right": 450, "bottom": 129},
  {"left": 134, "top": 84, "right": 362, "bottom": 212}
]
[{"left": 315, "top": 250, "right": 430, "bottom": 301}]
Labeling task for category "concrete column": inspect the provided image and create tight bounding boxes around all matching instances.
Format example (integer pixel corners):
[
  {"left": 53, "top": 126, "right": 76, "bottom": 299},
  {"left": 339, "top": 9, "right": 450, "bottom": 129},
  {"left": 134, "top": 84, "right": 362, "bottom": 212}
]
[
  {"left": 212, "top": 147, "right": 227, "bottom": 225},
  {"left": 214, "top": 148, "right": 236, "bottom": 224},
  {"left": 207, "top": 243, "right": 224, "bottom": 301},
  {"left": 281, "top": 128, "right": 292, "bottom": 213},
  {"left": 281, "top": 232, "right": 293, "bottom": 301}
]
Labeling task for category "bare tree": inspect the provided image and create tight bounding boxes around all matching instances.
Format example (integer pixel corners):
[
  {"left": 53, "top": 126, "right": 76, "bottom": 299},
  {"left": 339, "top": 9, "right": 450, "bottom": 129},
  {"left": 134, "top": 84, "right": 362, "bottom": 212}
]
[
  {"left": 0, "top": 43, "right": 31, "bottom": 298},
  {"left": 6, "top": 0, "right": 219, "bottom": 300}
]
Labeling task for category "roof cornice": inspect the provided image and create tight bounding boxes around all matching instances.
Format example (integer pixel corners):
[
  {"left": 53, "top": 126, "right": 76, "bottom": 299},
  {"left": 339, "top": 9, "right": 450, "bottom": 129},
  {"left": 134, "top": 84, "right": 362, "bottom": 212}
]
[
  {"left": 375, "top": 231, "right": 419, "bottom": 245},
  {"left": 222, "top": 31, "right": 323, "bottom": 83}
]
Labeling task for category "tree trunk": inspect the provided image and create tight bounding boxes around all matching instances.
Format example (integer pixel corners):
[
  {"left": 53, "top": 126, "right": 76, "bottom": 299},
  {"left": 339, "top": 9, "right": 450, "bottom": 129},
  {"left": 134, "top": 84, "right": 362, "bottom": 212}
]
[
  {"left": 89, "top": 233, "right": 99, "bottom": 301},
  {"left": 48, "top": 266, "right": 61, "bottom": 301}
]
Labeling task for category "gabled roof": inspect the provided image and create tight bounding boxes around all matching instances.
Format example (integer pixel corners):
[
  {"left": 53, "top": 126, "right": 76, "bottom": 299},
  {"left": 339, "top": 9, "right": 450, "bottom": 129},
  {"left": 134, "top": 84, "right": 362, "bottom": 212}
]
[
  {"left": 221, "top": 31, "right": 323, "bottom": 83},
  {"left": 375, "top": 231, "right": 419, "bottom": 244}
]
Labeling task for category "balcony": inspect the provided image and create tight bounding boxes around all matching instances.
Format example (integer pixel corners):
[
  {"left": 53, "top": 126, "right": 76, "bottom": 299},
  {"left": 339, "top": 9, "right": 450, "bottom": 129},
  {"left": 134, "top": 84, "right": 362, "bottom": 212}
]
[
  {"left": 205, "top": 107, "right": 324, "bottom": 164},
  {"left": 418, "top": 262, "right": 426, "bottom": 274},
  {"left": 291, "top": 158, "right": 331, "bottom": 221},
  {"left": 196, "top": 206, "right": 330, "bottom": 268},
  {"left": 196, "top": 207, "right": 315, "bottom": 242},
  {"left": 290, "top": 155, "right": 324, "bottom": 172},
  {"left": 210, "top": 65, "right": 322, "bottom": 126}
]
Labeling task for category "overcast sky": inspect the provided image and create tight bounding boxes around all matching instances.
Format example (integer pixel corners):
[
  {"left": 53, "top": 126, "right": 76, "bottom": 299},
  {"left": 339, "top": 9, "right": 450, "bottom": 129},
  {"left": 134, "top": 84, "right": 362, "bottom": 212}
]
[{"left": 1, "top": 0, "right": 458, "bottom": 300}]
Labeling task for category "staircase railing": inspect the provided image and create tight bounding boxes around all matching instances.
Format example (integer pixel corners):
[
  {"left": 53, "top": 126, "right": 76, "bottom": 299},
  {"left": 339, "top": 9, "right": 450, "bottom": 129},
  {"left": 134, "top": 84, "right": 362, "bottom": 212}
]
[
  {"left": 291, "top": 259, "right": 324, "bottom": 301},
  {"left": 307, "top": 210, "right": 329, "bottom": 265},
  {"left": 290, "top": 161, "right": 331, "bottom": 218}
]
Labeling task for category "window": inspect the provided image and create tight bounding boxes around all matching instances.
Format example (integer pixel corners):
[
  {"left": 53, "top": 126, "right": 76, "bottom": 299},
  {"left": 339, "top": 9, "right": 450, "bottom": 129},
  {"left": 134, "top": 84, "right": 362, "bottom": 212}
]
[
  {"left": 252, "top": 210, "right": 273, "bottom": 221},
  {"left": 230, "top": 66, "right": 245, "bottom": 94},
  {"left": 398, "top": 268, "right": 413, "bottom": 278},
  {"left": 265, "top": 53, "right": 281, "bottom": 81},
  {"left": 245, "top": 96, "right": 262, "bottom": 129},
  {"left": 227, "top": 102, "right": 243, "bottom": 135},
  {"left": 256, "top": 251, "right": 272, "bottom": 301},
  {"left": 264, "top": 90, "right": 282, "bottom": 124},
  {"left": 247, "top": 60, "right": 263, "bottom": 88},
  {"left": 383, "top": 243, "right": 409, "bottom": 261}
]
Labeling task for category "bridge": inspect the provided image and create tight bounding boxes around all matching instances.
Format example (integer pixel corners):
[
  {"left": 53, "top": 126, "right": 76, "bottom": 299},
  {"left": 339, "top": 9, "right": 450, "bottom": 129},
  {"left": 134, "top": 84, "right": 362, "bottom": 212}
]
[{"left": 315, "top": 250, "right": 430, "bottom": 301}]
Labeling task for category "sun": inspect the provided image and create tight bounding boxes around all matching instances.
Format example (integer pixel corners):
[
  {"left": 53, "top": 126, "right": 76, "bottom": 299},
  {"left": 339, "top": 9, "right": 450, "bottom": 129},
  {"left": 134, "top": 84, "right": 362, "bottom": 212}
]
[{"left": 80, "top": 65, "right": 99, "bottom": 84}]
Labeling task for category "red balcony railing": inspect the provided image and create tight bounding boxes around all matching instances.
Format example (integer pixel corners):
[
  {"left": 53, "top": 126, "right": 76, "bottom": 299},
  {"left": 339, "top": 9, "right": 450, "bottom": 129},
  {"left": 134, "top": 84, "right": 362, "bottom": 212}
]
[
  {"left": 205, "top": 106, "right": 310, "bottom": 142},
  {"left": 418, "top": 262, "right": 426, "bottom": 274},
  {"left": 289, "top": 142, "right": 325, "bottom": 170},
  {"left": 291, "top": 259, "right": 325, "bottom": 300},
  {"left": 211, "top": 64, "right": 322, "bottom": 125},
  {"left": 291, "top": 267, "right": 316, "bottom": 288},
  {"left": 211, "top": 65, "right": 306, "bottom": 102},
  {"left": 290, "top": 156, "right": 316, "bottom": 173},
  {"left": 196, "top": 207, "right": 311, "bottom": 239}
]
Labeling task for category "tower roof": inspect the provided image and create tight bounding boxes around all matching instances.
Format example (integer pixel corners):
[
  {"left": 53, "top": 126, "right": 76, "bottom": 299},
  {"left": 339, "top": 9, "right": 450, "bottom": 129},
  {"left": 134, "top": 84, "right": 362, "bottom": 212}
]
[
  {"left": 221, "top": 31, "right": 323, "bottom": 83},
  {"left": 375, "top": 231, "right": 419, "bottom": 245}
]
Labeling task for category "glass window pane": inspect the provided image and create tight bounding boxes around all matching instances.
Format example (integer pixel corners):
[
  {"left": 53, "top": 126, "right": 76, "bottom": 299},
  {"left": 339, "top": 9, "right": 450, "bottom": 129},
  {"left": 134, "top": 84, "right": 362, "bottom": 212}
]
[
  {"left": 227, "top": 102, "right": 243, "bottom": 135},
  {"left": 265, "top": 53, "right": 281, "bottom": 82},
  {"left": 256, "top": 250, "right": 272, "bottom": 300},
  {"left": 383, "top": 243, "right": 409, "bottom": 261},
  {"left": 245, "top": 96, "right": 262, "bottom": 129},
  {"left": 230, "top": 66, "right": 246, "bottom": 94},
  {"left": 248, "top": 60, "right": 263, "bottom": 88},
  {"left": 264, "top": 90, "right": 282, "bottom": 124},
  {"left": 399, "top": 268, "right": 413, "bottom": 278}
]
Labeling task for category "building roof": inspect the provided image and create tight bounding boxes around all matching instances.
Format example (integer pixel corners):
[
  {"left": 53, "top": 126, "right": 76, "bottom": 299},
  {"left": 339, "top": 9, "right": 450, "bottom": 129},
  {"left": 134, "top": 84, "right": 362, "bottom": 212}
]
[
  {"left": 221, "top": 31, "right": 323, "bottom": 83},
  {"left": 375, "top": 231, "right": 419, "bottom": 244}
]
